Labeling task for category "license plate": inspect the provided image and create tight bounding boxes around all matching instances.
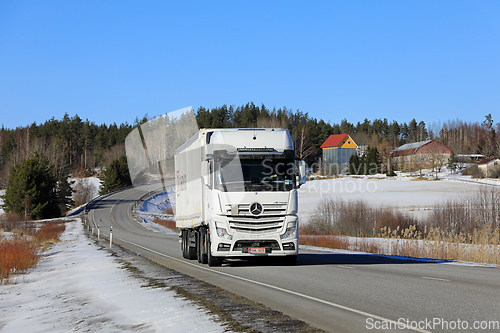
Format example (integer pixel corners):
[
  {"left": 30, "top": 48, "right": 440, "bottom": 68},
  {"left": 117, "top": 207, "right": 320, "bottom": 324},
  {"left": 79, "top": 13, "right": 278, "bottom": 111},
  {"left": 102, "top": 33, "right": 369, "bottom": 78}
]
[{"left": 249, "top": 247, "right": 266, "bottom": 254}]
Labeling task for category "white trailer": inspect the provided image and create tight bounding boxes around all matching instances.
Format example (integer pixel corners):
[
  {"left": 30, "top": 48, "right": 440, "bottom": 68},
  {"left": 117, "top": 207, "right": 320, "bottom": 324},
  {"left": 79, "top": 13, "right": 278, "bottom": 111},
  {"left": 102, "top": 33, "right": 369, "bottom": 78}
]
[{"left": 175, "top": 128, "right": 306, "bottom": 266}]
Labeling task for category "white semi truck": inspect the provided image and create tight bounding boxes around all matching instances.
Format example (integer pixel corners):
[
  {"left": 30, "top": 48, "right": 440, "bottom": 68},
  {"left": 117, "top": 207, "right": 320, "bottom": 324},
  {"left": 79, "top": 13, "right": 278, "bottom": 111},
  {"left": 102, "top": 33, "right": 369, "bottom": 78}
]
[{"left": 175, "top": 128, "right": 306, "bottom": 266}]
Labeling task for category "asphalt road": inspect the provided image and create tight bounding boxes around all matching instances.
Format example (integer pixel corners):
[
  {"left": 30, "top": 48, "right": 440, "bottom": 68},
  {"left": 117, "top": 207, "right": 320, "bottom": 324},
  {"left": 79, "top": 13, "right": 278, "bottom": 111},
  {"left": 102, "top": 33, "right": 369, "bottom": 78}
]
[{"left": 88, "top": 183, "right": 500, "bottom": 333}]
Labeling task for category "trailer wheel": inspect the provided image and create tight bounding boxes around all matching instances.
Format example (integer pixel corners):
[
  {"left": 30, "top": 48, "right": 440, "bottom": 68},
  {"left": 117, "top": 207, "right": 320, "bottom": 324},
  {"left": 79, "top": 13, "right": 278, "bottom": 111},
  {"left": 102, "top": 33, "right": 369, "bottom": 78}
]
[
  {"left": 181, "top": 230, "right": 187, "bottom": 258},
  {"left": 207, "top": 236, "right": 222, "bottom": 267},
  {"left": 186, "top": 231, "right": 197, "bottom": 260},
  {"left": 196, "top": 232, "right": 202, "bottom": 263}
]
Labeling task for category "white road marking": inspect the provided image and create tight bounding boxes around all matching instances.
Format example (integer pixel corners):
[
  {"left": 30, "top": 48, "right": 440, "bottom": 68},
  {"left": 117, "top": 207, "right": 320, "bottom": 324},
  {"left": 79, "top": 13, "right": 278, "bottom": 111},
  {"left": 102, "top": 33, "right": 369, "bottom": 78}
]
[
  {"left": 337, "top": 265, "right": 354, "bottom": 269},
  {"left": 421, "top": 276, "right": 451, "bottom": 282}
]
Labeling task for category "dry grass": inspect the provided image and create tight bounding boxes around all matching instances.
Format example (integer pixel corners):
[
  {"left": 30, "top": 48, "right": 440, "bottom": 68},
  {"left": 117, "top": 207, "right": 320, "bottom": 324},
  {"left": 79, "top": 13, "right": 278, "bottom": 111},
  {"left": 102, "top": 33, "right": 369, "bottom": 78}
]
[
  {"left": 34, "top": 222, "right": 66, "bottom": 249},
  {"left": 153, "top": 218, "right": 177, "bottom": 231},
  {"left": 0, "top": 221, "right": 66, "bottom": 284},
  {"left": 301, "top": 198, "right": 418, "bottom": 237},
  {"left": 299, "top": 234, "right": 380, "bottom": 254},
  {"left": 410, "top": 176, "right": 428, "bottom": 181},
  {"left": 0, "top": 238, "right": 40, "bottom": 284},
  {"left": 301, "top": 187, "right": 500, "bottom": 264},
  {"left": 300, "top": 225, "right": 500, "bottom": 264}
]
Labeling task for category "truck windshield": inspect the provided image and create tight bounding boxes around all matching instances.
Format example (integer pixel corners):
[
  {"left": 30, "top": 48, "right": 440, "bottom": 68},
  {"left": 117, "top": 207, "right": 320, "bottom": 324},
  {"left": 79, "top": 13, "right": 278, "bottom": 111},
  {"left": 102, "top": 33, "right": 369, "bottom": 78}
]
[{"left": 215, "top": 158, "right": 295, "bottom": 192}]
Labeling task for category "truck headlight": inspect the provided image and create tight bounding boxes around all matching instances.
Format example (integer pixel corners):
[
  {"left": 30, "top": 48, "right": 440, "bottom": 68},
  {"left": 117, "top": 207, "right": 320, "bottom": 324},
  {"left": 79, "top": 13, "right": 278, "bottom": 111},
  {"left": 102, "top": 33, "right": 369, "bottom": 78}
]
[
  {"left": 216, "top": 227, "right": 232, "bottom": 240},
  {"left": 281, "top": 221, "right": 296, "bottom": 239}
]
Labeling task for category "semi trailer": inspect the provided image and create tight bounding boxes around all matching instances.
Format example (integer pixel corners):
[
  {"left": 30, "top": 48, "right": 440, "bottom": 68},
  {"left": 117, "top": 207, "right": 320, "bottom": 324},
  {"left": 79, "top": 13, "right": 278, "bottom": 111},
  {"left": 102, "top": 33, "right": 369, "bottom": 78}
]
[{"left": 175, "top": 128, "right": 306, "bottom": 266}]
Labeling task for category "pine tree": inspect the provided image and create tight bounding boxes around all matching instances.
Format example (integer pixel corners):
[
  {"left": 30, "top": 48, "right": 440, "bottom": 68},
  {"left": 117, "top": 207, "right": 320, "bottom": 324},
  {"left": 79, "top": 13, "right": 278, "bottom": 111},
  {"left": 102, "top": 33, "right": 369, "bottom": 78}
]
[
  {"left": 447, "top": 153, "right": 458, "bottom": 173},
  {"left": 365, "top": 147, "right": 380, "bottom": 175},
  {"left": 1, "top": 153, "right": 61, "bottom": 219},
  {"left": 57, "top": 170, "right": 75, "bottom": 214},
  {"left": 100, "top": 155, "right": 132, "bottom": 194},
  {"left": 349, "top": 154, "right": 361, "bottom": 175}
]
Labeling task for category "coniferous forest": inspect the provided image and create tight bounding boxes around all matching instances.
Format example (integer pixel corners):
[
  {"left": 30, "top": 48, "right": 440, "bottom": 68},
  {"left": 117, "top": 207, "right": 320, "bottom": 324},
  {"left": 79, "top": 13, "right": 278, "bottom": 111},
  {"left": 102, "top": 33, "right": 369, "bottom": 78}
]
[{"left": 1, "top": 103, "right": 498, "bottom": 191}]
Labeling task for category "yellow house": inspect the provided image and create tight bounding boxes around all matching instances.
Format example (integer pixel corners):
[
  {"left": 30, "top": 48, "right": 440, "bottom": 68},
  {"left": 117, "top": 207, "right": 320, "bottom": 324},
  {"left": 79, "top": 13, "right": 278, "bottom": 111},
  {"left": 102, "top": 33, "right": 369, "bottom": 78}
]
[{"left": 320, "top": 134, "right": 358, "bottom": 166}]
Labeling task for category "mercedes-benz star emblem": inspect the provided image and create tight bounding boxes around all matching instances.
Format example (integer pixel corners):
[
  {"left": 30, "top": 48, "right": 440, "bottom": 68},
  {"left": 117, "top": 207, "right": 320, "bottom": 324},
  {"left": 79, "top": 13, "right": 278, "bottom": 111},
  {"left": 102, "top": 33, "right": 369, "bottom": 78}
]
[{"left": 250, "top": 202, "right": 263, "bottom": 215}]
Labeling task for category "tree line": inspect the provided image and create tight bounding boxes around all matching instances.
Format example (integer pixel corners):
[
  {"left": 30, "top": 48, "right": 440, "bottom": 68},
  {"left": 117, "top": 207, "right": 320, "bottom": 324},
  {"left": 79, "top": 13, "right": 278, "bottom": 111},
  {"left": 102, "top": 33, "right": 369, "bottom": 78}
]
[
  {"left": 196, "top": 103, "right": 499, "bottom": 166},
  {"left": 1, "top": 106, "right": 497, "bottom": 181},
  {"left": 0, "top": 113, "right": 140, "bottom": 188}
]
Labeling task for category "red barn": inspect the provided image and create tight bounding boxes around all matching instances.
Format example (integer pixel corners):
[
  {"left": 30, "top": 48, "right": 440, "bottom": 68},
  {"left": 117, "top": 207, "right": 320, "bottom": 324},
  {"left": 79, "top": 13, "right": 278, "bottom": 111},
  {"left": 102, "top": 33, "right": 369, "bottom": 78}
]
[{"left": 391, "top": 140, "right": 452, "bottom": 171}]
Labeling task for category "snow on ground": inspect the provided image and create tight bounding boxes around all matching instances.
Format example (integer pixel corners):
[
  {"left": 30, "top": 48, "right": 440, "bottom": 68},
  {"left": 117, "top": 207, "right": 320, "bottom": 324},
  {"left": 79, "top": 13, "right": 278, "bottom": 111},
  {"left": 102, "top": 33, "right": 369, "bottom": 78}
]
[
  {"left": 0, "top": 219, "right": 225, "bottom": 332},
  {"left": 0, "top": 189, "right": 4, "bottom": 215},
  {"left": 70, "top": 176, "right": 101, "bottom": 200},
  {"left": 298, "top": 169, "right": 500, "bottom": 222}
]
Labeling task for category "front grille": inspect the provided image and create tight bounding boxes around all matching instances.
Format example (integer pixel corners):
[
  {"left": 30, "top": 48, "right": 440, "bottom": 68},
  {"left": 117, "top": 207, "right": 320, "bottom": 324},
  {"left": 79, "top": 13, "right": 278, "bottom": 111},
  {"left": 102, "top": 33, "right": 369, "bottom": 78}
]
[
  {"left": 226, "top": 203, "right": 287, "bottom": 217},
  {"left": 228, "top": 216, "right": 284, "bottom": 233},
  {"left": 226, "top": 203, "right": 286, "bottom": 233}
]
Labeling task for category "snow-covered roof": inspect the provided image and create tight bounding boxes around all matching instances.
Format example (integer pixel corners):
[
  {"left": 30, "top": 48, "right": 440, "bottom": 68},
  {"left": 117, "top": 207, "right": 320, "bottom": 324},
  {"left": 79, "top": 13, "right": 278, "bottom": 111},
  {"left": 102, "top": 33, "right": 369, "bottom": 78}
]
[
  {"left": 456, "top": 154, "right": 485, "bottom": 158},
  {"left": 392, "top": 140, "right": 432, "bottom": 153},
  {"left": 477, "top": 157, "right": 500, "bottom": 165}
]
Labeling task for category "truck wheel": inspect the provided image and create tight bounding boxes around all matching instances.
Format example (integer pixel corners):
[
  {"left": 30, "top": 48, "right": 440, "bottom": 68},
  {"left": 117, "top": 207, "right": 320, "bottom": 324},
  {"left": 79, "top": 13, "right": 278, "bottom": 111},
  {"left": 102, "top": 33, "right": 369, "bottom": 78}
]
[
  {"left": 200, "top": 228, "right": 208, "bottom": 264},
  {"left": 181, "top": 230, "right": 187, "bottom": 258},
  {"left": 207, "top": 236, "right": 222, "bottom": 267},
  {"left": 186, "top": 231, "right": 197, "bottom": 260},
  {"left": 196, "top": 232, "right": 202, "bottom": 263},
  {"left": 187, "top": 245, "right": 197, "bottom": 260},
  {"left": 283, "top": 255, "right": 297, "bottom": 266}
]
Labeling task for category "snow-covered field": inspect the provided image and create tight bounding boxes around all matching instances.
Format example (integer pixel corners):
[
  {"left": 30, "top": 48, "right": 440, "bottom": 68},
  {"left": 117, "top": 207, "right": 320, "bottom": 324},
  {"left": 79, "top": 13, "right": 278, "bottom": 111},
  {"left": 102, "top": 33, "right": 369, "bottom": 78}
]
[
  {"left": 298, "top": 170, "right": 499, "bottom": 222},
  {"left": 0, "top": 219, "right": 225, "bottom": 332}
]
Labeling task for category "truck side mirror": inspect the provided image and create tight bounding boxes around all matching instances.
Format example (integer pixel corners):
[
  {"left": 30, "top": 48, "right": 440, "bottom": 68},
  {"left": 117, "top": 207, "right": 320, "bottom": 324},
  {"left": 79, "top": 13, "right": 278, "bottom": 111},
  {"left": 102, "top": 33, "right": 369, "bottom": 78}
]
[{"left": 298, "top": 160, "right": 307, "bottom": 186}]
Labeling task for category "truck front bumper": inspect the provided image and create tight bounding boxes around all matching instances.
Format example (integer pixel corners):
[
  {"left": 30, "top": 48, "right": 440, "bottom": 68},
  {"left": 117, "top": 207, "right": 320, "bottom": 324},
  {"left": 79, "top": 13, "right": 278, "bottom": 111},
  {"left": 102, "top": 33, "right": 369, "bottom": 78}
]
[{"left": 211, "top": 234, "right": 298, "bottom": 257}]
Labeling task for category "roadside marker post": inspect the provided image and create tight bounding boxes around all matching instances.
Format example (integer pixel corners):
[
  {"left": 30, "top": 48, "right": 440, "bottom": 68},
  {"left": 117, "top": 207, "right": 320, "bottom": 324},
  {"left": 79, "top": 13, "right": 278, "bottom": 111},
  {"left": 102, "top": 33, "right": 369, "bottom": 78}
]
[
  {"left": 110, "top": 226, "right": 113, "bottom": 248},
  {"left": 98, "top": 225, "right": 100, "bottom": 239}
]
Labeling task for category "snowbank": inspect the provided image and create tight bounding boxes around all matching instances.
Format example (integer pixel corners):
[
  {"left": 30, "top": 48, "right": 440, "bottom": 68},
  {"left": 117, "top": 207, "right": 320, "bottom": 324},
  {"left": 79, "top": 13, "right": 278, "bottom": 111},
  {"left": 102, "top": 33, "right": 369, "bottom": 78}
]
[
  {"left": 134, "top": 189, "right": 177, "bottom": 235},
  {"left": 0, "top": 219, "right": 225, "bottom": 332}
]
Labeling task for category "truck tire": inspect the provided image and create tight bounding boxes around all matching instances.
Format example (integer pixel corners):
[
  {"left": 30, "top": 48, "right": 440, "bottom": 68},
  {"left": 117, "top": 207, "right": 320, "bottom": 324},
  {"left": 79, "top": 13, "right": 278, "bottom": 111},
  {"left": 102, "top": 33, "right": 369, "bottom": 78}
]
[
  {"left": 181, "top": 230, "right": 188, "bottom": 259},
  {"left": 196, "top": 232, "right": 202, "bottom": 263},
  {"left": 200, "top": 228, "right": 208, "bottom": 264},
  {"left": 186, "top": 230, "right": 197, "bottom": 260},
  {"left": 207, "top": 236, "right": 222, "bottom": 267},
  {"left": 187, "top": 245, "right": 197, "bottom": 260}
]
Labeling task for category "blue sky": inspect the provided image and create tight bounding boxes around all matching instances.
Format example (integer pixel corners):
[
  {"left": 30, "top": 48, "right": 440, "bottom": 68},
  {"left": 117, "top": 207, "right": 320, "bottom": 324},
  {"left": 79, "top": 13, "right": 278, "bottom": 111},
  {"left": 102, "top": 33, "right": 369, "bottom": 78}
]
[{"left": 1, "top": 1, "right": 499, "bottom": 129}]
